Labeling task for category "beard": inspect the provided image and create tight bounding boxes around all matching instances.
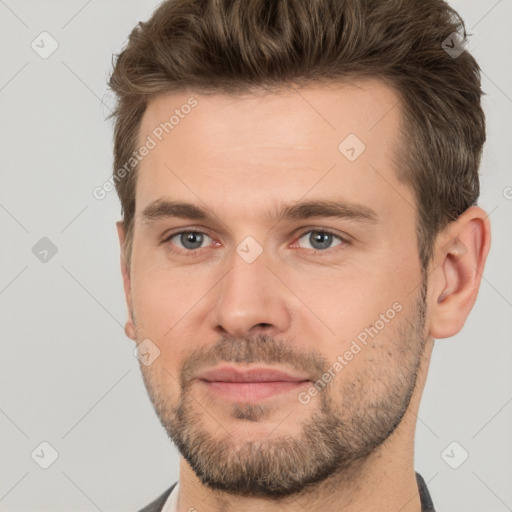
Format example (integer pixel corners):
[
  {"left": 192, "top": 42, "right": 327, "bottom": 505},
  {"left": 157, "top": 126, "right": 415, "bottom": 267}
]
[{"left": 137, "top": 279, "right": 428, "bottom": 498}]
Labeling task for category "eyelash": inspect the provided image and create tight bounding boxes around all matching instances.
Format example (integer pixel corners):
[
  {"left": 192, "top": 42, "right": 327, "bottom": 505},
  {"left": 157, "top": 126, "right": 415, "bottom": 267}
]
[{"left": 161, "top": 228, "right": 350, "bottom": 257}]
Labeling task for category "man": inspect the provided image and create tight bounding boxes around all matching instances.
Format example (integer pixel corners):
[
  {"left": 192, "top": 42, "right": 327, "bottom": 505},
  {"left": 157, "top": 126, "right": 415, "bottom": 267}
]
[{"left": 107, "top": 0, "right": 491, "bottom": 510}]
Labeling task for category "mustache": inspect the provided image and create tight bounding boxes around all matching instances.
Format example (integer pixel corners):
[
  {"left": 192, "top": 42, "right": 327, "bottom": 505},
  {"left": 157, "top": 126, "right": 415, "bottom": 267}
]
[{"left": 179, "top": 334, "right": 329, "bottom": 389}]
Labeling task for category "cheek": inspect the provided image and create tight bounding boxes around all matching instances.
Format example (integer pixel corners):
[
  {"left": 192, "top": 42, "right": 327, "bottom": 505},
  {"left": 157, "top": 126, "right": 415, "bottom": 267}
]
[
  {"left": 131, "top": 255, "right": 187, "bottom": 308},
  {"left": 289, "top": 261, "right": 415, "bottom": 359},
  {"left": 130, "top": 263, "right": 215, "bottom": 353},
  {"left": 130, "top": 267, "right": 175, "bottom": 339}
]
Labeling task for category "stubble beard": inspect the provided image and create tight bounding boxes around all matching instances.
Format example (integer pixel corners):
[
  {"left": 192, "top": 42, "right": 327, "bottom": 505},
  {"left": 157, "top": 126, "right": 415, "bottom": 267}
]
[{"left": 137, "top": 281, "right": 428, "bottom": 498}]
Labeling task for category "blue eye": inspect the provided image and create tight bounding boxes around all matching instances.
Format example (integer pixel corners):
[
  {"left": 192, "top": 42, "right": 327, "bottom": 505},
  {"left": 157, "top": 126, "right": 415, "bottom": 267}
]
[
  {"left": 294, "top": 229, "right": 346, "bottom": 251},
  {"left": 165, "top": 231, "right": 212, "bottom": 252}
]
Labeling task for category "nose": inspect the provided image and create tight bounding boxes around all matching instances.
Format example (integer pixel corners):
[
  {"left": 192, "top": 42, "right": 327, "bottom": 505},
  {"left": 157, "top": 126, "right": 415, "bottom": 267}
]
[{"left": 213, "top": 246, "right": 291, "bottom": 339}]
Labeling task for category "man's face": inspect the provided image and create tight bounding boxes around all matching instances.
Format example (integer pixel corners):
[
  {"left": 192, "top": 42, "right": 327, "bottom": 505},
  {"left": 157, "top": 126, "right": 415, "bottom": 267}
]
[{"left": 120, "top": 80, "right": 429, "bottom": 497}]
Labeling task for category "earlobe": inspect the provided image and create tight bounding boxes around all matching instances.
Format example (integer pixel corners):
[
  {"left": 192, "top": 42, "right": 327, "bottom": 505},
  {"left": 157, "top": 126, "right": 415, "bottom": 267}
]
[
  {"left": 116, "top": 221, "right": 136, "bottom": 341},
  {"left": 429, "top": 206, "right": 491, "bottom": 339},
  {"left": 124, "top": 320, "right": 136, "bottom": 340}
]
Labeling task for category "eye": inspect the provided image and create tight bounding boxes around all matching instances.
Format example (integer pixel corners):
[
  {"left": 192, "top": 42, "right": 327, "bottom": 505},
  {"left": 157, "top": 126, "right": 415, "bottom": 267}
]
[
  {"left": 163, "top": 230, "right": 214, "bottom": 255},
  {"left": 293, "top": 229, "right": 347, "bottom": 252}
]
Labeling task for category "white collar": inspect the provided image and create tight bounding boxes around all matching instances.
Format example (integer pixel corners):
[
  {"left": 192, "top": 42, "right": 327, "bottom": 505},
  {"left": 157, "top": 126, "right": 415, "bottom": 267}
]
[{"left": 161, "top": 482, "right": 179, "bottom": 512}]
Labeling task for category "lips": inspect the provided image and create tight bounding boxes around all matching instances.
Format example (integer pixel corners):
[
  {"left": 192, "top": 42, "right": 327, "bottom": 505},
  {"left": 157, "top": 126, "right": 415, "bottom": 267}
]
[
  {"left": 196, "top": 366, "right": 311, "bottom": 402},
  {"left": 197, "top": 366, "right": 311, "bottom": 383}
]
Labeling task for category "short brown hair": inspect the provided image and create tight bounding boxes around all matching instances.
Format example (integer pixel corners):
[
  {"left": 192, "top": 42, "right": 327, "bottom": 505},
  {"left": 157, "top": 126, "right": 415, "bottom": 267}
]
[{"left": 107, "top": 0, "right": 485, "bottom": 270}]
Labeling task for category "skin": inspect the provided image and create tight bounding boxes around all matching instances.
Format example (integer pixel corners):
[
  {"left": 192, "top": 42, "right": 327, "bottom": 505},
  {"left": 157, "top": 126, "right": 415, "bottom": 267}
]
[{"left": 117, "top": 80, "right": 491, "bottom": 512}]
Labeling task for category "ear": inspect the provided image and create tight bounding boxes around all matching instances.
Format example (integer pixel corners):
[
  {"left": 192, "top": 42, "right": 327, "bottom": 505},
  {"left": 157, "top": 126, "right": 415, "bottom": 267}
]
[
  {"left": 428, "top": 206, "right": 491, "bottom": 339},
  {"left": 116, "top": 221, "right": 136, "bottom": 341}
]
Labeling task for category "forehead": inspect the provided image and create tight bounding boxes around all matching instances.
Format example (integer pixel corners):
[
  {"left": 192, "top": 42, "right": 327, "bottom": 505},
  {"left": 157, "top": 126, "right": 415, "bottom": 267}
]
[
  {"left": 139, "top": 79, "right": 401, "bottom": 150},
  {"left": 135, "top": 80, "right": 412, "bottom": 225}
]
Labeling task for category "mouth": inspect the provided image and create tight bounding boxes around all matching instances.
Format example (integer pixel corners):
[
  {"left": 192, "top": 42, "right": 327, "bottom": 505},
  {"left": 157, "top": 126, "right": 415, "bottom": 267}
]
[{"left": 196, "top": 366, "right": 312, "bottom": 402}]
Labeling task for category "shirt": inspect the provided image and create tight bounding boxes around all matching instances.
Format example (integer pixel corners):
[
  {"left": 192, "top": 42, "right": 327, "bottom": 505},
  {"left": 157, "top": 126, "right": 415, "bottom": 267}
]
[{"left": 139, "top": 471, "right": 435, "bottom": 512}]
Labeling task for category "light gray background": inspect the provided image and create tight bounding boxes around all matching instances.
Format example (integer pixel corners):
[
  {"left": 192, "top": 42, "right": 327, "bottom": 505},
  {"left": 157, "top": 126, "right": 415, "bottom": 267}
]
[{"left": 1, "top": 1, "right": 511, "bottom": 511}]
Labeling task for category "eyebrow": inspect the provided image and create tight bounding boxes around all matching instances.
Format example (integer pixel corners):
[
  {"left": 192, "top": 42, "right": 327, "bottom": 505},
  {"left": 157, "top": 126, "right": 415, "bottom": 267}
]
[{"left": 141, "top": 198, "right": 378, "bottom": 225}]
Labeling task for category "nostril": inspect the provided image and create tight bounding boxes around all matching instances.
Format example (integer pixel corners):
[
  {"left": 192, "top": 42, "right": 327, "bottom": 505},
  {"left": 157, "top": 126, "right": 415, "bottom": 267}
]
[{"left": 255, "top": 323, "right": 272, "bottom": 329}]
